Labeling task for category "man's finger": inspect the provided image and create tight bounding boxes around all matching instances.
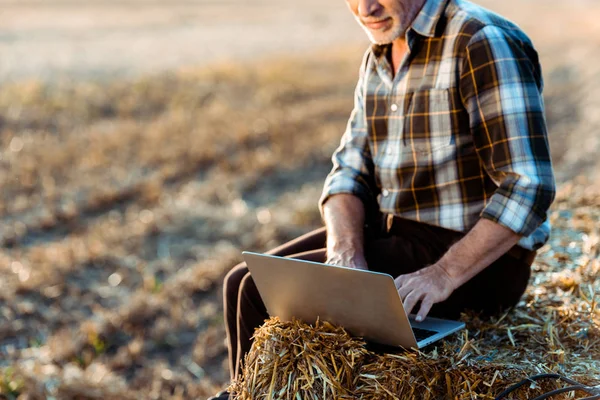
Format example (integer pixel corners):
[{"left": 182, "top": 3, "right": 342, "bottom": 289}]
[
  {"left": 397, "top": 285, "right": 412, "bottom": 300},
  {"left": 325, "top": 258, "right": 340, "bottom": 266},
  {"left": 403, "top": 291, "right": 422, "bottom": 316},
  {"left": 415, "top": 298, "right": 434, "bottom": 322},
  {"left": 394, "top": 274, "right": 410, "bottom": 291}
]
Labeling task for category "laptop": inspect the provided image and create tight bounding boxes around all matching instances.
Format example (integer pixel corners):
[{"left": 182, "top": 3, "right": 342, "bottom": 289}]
[{"left": 243, "top": 251, "right": 465, "bottom": 349}]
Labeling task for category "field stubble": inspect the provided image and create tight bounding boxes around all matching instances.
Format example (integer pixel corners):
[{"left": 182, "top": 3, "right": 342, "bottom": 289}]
[
  {"left": 0, "top": 49, "right": 365, "bottom": 398},
  {"left": 0, "top": 23, "right": 600, "bottom": 399}
]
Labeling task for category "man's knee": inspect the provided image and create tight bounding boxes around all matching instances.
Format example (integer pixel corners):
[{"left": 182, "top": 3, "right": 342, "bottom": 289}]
[
  {"left": 237, "top": 272, "right": 269, "bottom": 321},
  {"left": 238, "top": 272, "right": 260, "bottom": 305},
  {"left": 224, "top": 263, "right": 249, "bottom": 302}
]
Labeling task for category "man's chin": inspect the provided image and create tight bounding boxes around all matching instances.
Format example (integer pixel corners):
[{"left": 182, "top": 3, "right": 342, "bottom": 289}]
[
  {"left": 370, "top": 37, "right": 394, "bottom": 45},
  {"left": 364, "top": 27, "right": 404, "bottom": 45},
  {"left": 368, "top": 35, "right": 398, "bottom": 46}
]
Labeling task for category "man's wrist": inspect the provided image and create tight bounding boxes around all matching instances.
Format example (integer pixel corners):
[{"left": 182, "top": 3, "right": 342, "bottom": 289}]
[
  {"left": 327, "top": 231, "right": 363, "bottom": 252},
  {"left": 329, "top": 237, "right": 362, "bottom": 249},
  {"left": 327, "top": 241, "right": 364, "bottom": 259},
  {"left": 435, "top": 259, "right": 461, "bottom": 291}
]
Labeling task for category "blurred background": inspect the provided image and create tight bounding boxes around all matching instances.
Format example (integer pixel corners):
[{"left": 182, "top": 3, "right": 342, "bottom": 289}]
[{"left": 0, "top": 0, "right": 599, "bottom": 398}]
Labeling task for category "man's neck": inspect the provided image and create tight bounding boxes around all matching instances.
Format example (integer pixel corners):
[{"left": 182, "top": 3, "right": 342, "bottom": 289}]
[{"left": 390, "top": 38, "right": 409, "bottom": 78}]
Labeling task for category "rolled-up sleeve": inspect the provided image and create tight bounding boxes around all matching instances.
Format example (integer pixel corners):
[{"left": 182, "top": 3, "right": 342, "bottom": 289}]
[
  {"left": 319, "top": 56, "right": 379, "bottom": 217},
  {"left": 460, "top": 26, "right": 556, "bottom": 237}
]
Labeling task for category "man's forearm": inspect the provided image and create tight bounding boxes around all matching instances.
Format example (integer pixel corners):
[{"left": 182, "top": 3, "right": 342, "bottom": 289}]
[
  {"left": 438, "top": 218, "right": 522, "bottom": 288},
  {"left": 322, "top": 194, "right": 367, "bottom": 267}
]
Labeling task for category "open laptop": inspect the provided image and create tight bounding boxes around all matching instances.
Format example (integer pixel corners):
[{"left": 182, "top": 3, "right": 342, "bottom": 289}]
[{"left": 243, "top": 251, "right": 465, "bottom": 349}]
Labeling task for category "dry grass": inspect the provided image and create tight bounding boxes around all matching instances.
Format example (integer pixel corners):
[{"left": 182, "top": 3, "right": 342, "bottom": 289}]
[{"left": 0, "top": 49, "right": 363, "bottom": 399}]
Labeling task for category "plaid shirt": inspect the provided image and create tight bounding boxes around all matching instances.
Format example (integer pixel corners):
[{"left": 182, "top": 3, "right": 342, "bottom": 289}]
[{"left": 320, "top": 0, "right": 556, "bottom": 250}]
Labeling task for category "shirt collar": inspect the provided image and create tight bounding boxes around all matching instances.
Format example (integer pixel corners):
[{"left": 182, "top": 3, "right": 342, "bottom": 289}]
[{"left": 410, "top": 0, "right": 449, "bottom": 38}]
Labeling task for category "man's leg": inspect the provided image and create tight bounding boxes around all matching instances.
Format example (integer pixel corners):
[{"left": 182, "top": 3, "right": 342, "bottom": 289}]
[
  {"left": 223, "top": 265, "right": 251, "bottom": 380},
  {"left": 222, "top": 227, "right": 327, "bottom": 381},
  {"left": 234, "top": 272, "right": 267, "bottom": 378},
  {"left": 265, "top": 227, "right": 327, "bottom": 258}
]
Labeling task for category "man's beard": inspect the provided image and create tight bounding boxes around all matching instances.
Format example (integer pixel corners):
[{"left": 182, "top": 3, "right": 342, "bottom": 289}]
[{"left": 358, "top": 18, "right": 405, "bottom": 45}]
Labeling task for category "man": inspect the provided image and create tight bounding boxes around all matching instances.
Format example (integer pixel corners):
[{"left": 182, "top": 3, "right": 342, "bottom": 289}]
[{"left": 211, "top": 0, "right": 555, "bottom": 398}]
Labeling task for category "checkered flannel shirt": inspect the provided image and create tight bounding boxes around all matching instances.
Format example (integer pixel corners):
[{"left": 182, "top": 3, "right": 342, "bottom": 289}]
[{"left": 320, "top": 0, "right": 556, "bottom": 250}]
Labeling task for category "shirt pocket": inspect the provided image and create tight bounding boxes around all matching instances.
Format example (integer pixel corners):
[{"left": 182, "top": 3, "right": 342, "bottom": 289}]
[{"left": 402, "top": 89, "right": 454, "bottom": 154}]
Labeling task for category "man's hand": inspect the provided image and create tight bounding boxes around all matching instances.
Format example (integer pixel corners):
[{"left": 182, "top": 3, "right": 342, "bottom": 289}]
[
  {"left": 326, "top": 248, "right": 368, "bottom": 270},
  {"left": 394, "top": 263, "right": 457, "bottom": 322}
]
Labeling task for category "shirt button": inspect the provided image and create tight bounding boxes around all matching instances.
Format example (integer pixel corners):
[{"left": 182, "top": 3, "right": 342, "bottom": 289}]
[
  {"left": 390, "top": 103, "right": 398, "bottom": 112},
  {"left": 382, "top": 189, "right": 390, "bottom": 197}
]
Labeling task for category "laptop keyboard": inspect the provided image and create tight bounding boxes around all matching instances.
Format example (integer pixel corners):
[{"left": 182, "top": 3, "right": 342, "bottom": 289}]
[{"left": 412, "top": 327, "right": 438, "bottom": 342}]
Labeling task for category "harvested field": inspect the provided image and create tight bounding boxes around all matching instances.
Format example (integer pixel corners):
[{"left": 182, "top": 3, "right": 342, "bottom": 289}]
[{"left": 0, "top": 0, "right": 599, "bottom": 399}]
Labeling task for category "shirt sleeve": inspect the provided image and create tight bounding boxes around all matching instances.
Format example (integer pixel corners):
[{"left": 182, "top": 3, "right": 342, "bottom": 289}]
[
  {"left": 319, "top": 51, "right": 379, "bottom": 217},
  {"left": 459, "top": 25, "right": 556, "bottom": 237}
]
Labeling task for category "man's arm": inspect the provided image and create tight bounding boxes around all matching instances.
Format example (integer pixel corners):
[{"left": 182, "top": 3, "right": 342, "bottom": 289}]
[
  {"left": 319, "top": 49, "right": 378, "bottom": 268},
  {"left": 396, "top": 218, "right": 520, "bottom": 321},
  {"left": 397, "top": 26, "right": 555, "bottom": 321},
  {"left": 322, "top": 194, "right": 368, "bottom": 270}
]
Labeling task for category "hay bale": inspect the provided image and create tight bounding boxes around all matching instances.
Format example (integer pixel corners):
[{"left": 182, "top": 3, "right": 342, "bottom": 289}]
[
  {"left": 230, "top": 318, "right": 369, "bottom": 399},
  {"left": 231, "top": 317, "right": 581, "bottom": 399}
]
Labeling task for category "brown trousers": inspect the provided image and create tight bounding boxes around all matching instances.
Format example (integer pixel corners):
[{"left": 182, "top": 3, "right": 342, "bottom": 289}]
[{"left": 223, "top": 218, "right": 533, "bottom": 381}]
